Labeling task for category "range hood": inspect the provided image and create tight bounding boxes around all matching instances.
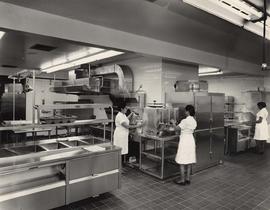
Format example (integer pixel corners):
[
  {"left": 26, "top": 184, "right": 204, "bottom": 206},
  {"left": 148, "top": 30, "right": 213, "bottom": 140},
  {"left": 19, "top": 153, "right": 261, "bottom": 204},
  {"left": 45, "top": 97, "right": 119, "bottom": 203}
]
[{"left": 50, "top": 64, "right": 133, "bottom": 96}]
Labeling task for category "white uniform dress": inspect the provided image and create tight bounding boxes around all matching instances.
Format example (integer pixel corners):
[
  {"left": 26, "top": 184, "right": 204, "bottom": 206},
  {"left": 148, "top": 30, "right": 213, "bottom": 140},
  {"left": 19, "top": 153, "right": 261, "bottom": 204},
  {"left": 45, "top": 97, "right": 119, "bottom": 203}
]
[
  {"left": 254, "top": 107, "right": 269, "bottom": 141},
  {"left": 175, "top": 116, "right": 197, "bottom": 165},
  {"left": 113, "top": 112, "right": 129, "bottom": 155}
]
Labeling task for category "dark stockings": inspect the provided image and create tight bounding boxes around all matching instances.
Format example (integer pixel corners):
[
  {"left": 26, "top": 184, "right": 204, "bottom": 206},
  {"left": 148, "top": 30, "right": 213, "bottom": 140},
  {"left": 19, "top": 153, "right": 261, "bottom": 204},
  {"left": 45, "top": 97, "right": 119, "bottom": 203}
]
[{"left": 180, "top": 164, "right": 192, "bottom": 182}]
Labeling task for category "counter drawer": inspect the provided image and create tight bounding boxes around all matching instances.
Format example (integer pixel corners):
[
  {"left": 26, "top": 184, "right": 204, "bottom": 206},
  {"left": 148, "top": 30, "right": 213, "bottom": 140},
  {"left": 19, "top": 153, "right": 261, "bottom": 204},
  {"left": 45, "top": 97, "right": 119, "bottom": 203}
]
[
  {"left": 69, "top": 152, "right": 120, "bottom": 180},
  {"left": 91, "top": 152, "right": 119, "bottom": 174},
  {"left": 69, "top": 156, "right": 91, "bottom": 180},
  {"left": 68, "top": 171, "right": 119, "bottom": 203},
  {"left": 0, "top": 183, "right": 65, "bottom": 210}
]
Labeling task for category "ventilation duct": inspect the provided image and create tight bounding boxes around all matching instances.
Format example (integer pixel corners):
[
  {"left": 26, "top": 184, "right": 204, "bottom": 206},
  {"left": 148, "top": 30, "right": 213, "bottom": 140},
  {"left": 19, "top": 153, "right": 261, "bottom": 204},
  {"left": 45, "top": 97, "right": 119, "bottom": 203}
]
[{"left": 50, "top": 64, "right": 133, "bottom": 96}]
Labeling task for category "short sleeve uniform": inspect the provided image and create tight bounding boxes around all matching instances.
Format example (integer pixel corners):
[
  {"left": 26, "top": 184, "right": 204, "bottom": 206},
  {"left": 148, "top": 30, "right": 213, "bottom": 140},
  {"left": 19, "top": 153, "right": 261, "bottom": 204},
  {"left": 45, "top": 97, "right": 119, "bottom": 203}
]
[
  {"left": 175, "top": 116, "right": 197, "bottom": 164},
  {"left": 254, "top": 108, "right": 269, "bottom": 140},
  {"left": 113, "top": 112, "right": 129, "bottom": 154}
]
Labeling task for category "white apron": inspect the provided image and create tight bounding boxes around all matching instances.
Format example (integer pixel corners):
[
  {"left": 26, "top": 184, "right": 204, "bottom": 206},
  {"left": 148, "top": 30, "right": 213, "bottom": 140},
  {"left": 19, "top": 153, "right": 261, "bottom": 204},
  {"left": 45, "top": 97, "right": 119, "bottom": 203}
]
[
  {"left": 175, "top": 116, "right": 197, "bottom": 165},
  {"left": 113, "top": 112, "right": 129, "bottom": 155},
  {"left": 254, "top": 108, "right": 269, "bottom": 141}
]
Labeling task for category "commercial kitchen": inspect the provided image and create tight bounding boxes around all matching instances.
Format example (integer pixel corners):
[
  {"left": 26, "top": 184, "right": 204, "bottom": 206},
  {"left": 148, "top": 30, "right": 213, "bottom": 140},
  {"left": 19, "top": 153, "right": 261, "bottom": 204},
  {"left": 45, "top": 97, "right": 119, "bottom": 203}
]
[{"left": 0, "top": 0, "right": 270, "bottom": 210}]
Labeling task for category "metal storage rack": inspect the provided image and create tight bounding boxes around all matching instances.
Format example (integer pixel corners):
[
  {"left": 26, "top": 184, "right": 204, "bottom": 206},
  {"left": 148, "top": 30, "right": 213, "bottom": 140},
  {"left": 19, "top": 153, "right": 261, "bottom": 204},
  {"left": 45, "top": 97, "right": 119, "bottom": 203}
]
[{"left": 139, "top": 134, "right": 180, "bottom": 180}]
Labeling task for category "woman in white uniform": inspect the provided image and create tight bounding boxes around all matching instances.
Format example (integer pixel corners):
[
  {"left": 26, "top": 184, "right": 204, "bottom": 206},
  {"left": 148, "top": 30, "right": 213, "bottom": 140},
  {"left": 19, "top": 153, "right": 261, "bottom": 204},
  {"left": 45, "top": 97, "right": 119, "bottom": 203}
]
[
  {"left": 113, "top": 102, "right": 143, "bottom": 159},
  {"left": 171, "top": 105, "right": 197, "bottom": 185},
  {"left": 254, "top": 102, "right": 269, "bottom": 154}
]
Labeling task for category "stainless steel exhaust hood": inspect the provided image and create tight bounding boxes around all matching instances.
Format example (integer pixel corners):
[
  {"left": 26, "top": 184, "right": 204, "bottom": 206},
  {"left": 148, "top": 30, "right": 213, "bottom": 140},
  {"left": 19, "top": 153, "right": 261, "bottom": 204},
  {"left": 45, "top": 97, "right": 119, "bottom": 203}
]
[{"left": 50, "top": 64, "right": 133, "bottom": 96}]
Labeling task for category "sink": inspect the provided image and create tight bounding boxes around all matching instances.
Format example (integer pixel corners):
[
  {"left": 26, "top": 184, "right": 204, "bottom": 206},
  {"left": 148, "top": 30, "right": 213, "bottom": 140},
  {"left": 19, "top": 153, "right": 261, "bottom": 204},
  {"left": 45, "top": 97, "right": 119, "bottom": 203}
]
[
  {"left": 0, "top": 149, "right": 17, "bottom": 158},
  {"left": 40, "top": 142, "right": 69, "bottom": 151},
  {"left": 9, "top": 145, "right": 46, "bottom": 155},
  {"left": 83, "top": 138, "right": 106, "bottom": 145},
  {"left": 60, "top": 140, "right": 89, "bottom": 147}
]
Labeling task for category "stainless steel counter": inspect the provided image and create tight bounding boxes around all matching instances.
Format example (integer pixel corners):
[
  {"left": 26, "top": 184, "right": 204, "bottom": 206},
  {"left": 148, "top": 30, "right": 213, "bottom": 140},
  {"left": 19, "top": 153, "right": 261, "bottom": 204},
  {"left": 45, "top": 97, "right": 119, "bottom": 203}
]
[{"left": 0, "top": 137, "right": 121, "bottom": 210}]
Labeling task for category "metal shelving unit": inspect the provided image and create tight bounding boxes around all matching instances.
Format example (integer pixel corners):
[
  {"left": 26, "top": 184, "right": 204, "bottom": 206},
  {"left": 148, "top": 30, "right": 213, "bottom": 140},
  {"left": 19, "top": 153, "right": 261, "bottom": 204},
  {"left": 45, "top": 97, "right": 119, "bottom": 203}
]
[
  {"left": 33, "top": 103, "right": 114, "bottom": 143},
  {"left": 139, "top": 134, "right": 179, "bottom": 180}
]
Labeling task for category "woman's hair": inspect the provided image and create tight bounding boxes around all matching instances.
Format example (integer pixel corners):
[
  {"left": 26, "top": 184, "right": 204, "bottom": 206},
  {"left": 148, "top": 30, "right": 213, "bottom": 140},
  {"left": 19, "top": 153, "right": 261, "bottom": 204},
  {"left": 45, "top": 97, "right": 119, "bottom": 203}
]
[
  {"left": 185, "top": 104, "right": 195, "bottom": 116},
  {"left": 118, "top": 101, "right": 127, "bottom": 111},
  {"left": 257, "top": 102, "right": 266, "bottom": 109}
]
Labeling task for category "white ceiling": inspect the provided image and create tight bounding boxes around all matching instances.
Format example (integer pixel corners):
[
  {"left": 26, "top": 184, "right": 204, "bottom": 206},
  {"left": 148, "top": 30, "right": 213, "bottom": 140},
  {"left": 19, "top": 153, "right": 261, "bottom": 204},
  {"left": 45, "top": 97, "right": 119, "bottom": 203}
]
[
  {"left": 0, "top": 0, "right": 268, "bottom": 75},
  {"left": 0, "top": 30, "right": 111, "bottom": 71}
]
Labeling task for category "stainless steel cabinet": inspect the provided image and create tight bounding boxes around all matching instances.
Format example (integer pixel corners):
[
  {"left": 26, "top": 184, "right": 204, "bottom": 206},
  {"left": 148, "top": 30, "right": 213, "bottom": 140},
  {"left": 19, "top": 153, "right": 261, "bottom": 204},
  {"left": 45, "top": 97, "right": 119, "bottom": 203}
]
[
  {"left": 66, "top": 151, "right": 121, "bottom": 204},
  {"left": 0, "top": 146, "right": 121, "bottom": 209}
]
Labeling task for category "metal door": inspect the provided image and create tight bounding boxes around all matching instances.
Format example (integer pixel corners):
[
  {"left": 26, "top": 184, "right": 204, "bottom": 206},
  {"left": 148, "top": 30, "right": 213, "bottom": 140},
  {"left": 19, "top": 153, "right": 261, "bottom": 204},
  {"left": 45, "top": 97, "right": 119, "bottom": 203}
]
[
  {"left": 211, "top": 93, "right": 225, "bottom": 128},
  {"left": 193, "top": 130, "right": 211, "bottom": 173},
  {"left": 210, "top": 94, "right": 225, "bottom": 163},
  {"left": 194, "top": 94, "right": 211, "bottom": 129},
  {"left": 211, "top": 128, "right": 225, "bottom": 164}
]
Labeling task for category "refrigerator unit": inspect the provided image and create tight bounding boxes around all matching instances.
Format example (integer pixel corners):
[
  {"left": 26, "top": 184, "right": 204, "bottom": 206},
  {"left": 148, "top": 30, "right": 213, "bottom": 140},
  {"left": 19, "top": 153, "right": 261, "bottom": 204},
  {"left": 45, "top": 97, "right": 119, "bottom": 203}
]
[{"left": 166, "top": 92, "right": 225, "bottom": 173}]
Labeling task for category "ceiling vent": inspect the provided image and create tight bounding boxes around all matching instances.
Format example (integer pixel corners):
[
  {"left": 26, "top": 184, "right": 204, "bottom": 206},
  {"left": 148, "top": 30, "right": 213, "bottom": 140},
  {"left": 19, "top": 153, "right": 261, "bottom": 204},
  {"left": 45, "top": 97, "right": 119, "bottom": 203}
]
[
  {"left": 1, "top": 64, "right": 18, "bottom": 68},
  {"left": 30, "top": 44, "right": 57, "bottom": 52}
]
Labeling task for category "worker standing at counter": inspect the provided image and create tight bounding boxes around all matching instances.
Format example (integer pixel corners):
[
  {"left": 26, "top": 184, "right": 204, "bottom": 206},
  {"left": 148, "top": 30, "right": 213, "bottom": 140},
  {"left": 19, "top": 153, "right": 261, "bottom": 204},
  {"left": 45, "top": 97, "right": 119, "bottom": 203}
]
[
  {"left": 113, "top": 102, "right": 143, "bottom": 163},
  {"left": 171, "top": 105, "right": 197, "bottom": 185},
  {"left": 254, "top": 102, "right": 269, "bottom": 154}
]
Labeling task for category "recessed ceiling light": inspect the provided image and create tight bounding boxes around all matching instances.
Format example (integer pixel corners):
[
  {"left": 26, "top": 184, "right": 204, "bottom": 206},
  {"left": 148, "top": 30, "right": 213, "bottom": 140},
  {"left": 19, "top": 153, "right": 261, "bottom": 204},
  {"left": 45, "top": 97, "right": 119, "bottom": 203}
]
[{"left": 0, "top": 31, "right": 5, "bottom": 39}]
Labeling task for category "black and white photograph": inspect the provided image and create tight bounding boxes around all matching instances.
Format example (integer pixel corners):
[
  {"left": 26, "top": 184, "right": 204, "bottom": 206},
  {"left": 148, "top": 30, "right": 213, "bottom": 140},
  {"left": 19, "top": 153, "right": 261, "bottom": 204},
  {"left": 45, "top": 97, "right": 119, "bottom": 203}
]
[{"left": 0, "top": 0, "right": 270, "bottom": 209}]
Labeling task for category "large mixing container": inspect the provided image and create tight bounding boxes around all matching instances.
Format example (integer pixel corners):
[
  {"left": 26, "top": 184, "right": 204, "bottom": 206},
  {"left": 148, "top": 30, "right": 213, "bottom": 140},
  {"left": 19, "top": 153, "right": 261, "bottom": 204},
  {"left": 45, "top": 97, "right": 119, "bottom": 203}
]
[{"left": 142, "top": 107, "right": 179, "bottom": 136}]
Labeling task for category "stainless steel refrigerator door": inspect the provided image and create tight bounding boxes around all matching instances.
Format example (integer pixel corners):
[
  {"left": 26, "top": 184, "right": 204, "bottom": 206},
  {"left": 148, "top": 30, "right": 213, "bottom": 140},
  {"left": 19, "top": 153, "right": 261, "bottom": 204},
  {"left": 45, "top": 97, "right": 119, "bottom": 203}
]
[
  {"left": 194, "top": 95, "right": 211, "bottom": 130},
  {"left": 211, "top": 127, "right": 225, "bottom": 163},
  {"left": 193, "top": 130, "right": 211, "bottom": 173},
  {"left": 211, "top": 93, "right": 225, "bottom": 128}
]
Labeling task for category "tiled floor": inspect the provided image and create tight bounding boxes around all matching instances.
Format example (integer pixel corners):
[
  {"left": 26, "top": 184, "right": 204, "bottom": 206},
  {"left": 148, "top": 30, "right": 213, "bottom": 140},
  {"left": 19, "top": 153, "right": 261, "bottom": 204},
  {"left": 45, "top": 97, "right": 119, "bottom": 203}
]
[{"left": 54, "top": 149, "right": 270, "bottom": 210}]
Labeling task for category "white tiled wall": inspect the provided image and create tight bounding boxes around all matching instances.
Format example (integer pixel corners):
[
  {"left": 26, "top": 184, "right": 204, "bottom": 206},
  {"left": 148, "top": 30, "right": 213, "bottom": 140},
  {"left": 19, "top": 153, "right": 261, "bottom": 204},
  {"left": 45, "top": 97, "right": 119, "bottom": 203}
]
[{"left": 206, "top": 77, "right": 264, "bottom": 104}]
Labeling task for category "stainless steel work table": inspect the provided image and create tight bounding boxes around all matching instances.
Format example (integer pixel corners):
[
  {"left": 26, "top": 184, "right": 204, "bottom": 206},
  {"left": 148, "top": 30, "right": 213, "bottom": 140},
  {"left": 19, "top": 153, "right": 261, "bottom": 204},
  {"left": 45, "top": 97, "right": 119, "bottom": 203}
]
[
  {"left": 0, "top": 142, "right": 121, "bottom": 210},
  {"left": 138, "top": 127, "right": 224, "bottom": 180},
  {"left": 0, "top": 144, "right": 120, "bottom": 173},
  {"left": 138, "top": 133, "right": 179, "bottom": 179}
]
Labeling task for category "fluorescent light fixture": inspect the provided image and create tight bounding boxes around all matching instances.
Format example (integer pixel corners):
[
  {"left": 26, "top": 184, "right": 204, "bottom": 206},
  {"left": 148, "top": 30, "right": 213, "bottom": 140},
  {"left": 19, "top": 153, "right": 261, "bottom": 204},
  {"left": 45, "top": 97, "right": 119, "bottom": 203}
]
[
  {"left": 0, "top": 31, "right": 5, "bottom": 39},
  {"left": 199, "top": 71, "right": 223, "bottom": 76},
  {"left": 183, "top": 0, "right": 244, "bottom": 27},
  {"left": 199, "top": 65, "right": 223, "bottom": 76},
  {"left": 42, "top": 50, "right": 124, "bottom": 73},
  {"left": 199, "top": 65, "right": 220, "bottom": 74},
  {"left": 183, "top": 0, "right": 268, "bottom": 39}
]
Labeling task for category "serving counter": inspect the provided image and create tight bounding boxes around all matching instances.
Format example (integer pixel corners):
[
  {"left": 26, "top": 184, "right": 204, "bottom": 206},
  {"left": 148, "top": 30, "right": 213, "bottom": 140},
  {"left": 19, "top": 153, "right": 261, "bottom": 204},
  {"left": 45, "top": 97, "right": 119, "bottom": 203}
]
[{"left": 0, "top": 137, "right": 121, "bottom": 210}]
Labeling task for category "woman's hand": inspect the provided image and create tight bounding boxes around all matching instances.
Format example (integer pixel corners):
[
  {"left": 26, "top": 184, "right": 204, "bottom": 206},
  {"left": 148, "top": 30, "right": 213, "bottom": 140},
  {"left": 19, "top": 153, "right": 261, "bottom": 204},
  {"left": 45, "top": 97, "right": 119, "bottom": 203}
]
[
  {"left": 256, "top": 116, "right": 263, "bottom": 124},
  {"left": 170, "top": 119, "right": 181, "bottom": 131}
]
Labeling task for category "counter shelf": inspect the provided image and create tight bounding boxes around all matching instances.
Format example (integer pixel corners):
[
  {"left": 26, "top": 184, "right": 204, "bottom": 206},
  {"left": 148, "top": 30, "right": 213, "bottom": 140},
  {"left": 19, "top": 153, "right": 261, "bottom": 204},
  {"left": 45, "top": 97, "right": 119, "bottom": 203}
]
[
  {"left": 138, "top": 134, "right": 180, "bottom": 180},
  {"left": 0, "top": 119, "right": 113, "bottom": 145},
  {"left": 0, "top": 140, "right": 121, "bottom": 210},
  {"left": 33, "top": 103, "right": 114, "bottom": 143}
]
